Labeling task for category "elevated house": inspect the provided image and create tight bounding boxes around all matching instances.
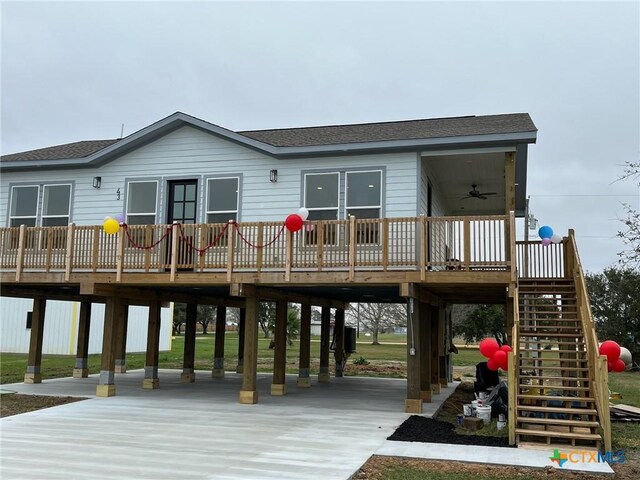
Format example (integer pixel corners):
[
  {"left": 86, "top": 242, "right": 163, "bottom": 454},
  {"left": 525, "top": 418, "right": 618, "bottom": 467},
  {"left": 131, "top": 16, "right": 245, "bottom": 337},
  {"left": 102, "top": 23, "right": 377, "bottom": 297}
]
[{"left": 0, "top": 112, "right": 611, "bottom": 449}]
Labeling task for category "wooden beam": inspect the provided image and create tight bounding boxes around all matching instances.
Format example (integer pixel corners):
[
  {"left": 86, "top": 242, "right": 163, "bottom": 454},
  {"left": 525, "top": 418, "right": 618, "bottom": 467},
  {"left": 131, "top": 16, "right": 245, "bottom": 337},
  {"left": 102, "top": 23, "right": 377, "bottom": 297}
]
[
  {"left": 505, "top": 152, "right": 516, "bottom": 263},
  {"left": 236, "top": 308, "right": 245, "bottom": 373},
  {"left": 114, "top": 303, "right": 129, "bottom": 374},
  {"left": 181, "top": 303, "right": 197, "bottom": 383},
  {"left": 271, "top": 299, "right": 287, "bottom": 395},
  {"left": 142, "top": 300, "right": 161, "bottom": 389},
  {"left": 400, "top": 283, "right": 444, "bottom": 307},
  {"left": 96, "top": 296, "right": 120, "bottom": 397},
  {"left": 430, "top": 305, "right": 441, "bottom": 395},
  {"left": 334, "top": 308, "right": 345, "bottom": 377},
  {"left": 233, "top": 284, "right": 348, "bottom": 310},
  {"left": 318, "top": 306, "right": 331, "bottom": 382},
  {"left": 239, "top": 295, "right": 259, "bottom": 404},
  {"left": 419, "top": 301, "right": 432, "bottom": 402},
  {"left": 406, "top": 298, "right": 423, "bottom": 413},
  {"left": 24, "top": 298, "right": 46, "bottom": 384},
  {"left": 212, "top": 306, "right": 226, "bottom": 378},
  {"left": 73, "top": 301, "right": 91, "bottom": 378},
  {"left": 297, "top": 303, "right": 311, "bottom": 387}
]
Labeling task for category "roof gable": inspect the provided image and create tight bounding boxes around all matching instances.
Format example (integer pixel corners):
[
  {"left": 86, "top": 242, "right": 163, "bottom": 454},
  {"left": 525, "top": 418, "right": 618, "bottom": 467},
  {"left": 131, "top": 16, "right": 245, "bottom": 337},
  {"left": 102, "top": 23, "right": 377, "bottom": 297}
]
[{"left": 1, "top": 111, "right": 537, "bottom": 171}]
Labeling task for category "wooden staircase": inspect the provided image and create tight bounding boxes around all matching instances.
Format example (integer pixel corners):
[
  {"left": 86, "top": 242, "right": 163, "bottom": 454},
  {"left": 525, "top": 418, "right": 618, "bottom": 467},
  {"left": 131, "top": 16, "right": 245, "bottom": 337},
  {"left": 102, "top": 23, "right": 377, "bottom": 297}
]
[{"left": 513, "top": 278, "right": 603, "bottom": 448}]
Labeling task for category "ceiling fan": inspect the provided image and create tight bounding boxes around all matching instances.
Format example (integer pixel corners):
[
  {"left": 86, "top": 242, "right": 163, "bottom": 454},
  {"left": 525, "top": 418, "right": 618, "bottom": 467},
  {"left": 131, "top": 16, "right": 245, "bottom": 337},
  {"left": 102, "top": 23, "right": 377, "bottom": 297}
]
[{"left": 461, "top": 184, "right": 497, "bottom": 200}]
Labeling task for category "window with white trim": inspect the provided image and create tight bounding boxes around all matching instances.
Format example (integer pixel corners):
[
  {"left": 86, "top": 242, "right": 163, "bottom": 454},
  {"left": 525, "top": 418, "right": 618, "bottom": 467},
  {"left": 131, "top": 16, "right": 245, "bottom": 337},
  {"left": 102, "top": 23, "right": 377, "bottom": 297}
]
[
  {"left": 304, "top": 172, "right": 339, "bottom": 245},
  {"left": 206, "top": 177, "right": 239, "bottom": 224},
  {"left": 9, "top": 185, "right": 39, "bottom": 227},
  {"left": 346, "top": 170, "right": 382, "bottom": 244},
  {"left": 126, "top": 181, "right": 158, "bottom": 225},
  {"left": 41, "top": 184, "right": 72, "bottom": 227}
]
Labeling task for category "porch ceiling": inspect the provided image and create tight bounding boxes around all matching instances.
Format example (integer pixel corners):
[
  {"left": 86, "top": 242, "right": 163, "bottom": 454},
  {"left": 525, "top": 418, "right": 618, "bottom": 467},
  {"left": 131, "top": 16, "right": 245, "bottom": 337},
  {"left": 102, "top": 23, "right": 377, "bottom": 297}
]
[{"left": 424, "top": 151, "right": 512, "bottom": 216}]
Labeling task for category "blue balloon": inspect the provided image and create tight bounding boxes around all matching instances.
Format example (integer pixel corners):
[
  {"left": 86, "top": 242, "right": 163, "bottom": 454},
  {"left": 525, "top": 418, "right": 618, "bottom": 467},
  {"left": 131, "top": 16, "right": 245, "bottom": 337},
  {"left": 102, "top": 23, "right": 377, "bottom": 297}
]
[{"left": 538, "top": 225, "right": 554, "bottom": 239}]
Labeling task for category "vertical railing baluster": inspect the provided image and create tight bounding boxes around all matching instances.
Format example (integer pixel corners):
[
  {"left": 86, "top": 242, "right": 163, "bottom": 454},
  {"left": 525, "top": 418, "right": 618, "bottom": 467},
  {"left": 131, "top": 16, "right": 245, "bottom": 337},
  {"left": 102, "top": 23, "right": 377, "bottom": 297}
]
[{"left": 64, "top": 223, "right": 75, "bottom": 281}]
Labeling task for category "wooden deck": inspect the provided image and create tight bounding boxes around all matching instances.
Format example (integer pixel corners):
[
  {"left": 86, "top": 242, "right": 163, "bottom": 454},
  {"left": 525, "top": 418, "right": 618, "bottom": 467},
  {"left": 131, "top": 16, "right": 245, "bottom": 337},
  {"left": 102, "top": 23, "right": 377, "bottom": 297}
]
[{"left": 1, "top": 214, "right": 515, "bottom": 290}]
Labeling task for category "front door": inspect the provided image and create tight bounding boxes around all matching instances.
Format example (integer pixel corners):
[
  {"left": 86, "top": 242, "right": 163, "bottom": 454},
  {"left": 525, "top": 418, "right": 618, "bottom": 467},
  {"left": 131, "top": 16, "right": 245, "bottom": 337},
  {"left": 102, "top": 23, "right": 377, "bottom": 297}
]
[
  {"left": 168, "top": 180, "right": 198, "bottom": 224},
  {"left": 167, "top": 180, "right": 197, "bottom": 268}
]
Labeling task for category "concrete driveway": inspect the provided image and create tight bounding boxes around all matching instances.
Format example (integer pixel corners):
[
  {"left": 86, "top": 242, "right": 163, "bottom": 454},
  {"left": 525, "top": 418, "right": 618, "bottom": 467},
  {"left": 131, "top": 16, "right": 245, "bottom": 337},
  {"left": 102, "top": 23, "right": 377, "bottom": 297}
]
[{"left": 1, "top": 370, "right": 456, "bottom": 479}]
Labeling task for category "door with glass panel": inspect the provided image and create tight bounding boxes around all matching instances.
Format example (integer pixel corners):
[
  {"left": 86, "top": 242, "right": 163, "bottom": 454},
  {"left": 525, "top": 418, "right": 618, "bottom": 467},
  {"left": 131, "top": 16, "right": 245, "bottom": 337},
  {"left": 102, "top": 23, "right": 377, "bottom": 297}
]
[{"left": 167, "top": 180, "right": 197, "bottom": 267}]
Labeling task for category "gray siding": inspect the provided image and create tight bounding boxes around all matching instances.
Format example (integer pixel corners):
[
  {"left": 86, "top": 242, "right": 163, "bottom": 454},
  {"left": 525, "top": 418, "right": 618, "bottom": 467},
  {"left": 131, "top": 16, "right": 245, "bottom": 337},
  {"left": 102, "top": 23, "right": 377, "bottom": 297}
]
[{"left": 1, "top": 126, "right": 419, "bottom": 226}]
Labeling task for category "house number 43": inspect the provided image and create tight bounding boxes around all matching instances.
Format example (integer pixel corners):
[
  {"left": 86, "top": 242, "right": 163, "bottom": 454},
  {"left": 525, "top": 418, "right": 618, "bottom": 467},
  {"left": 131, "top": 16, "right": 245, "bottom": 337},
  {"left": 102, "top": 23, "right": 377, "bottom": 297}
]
[{"left": 116, "top": 188, "right": 121, "bottom": 200}]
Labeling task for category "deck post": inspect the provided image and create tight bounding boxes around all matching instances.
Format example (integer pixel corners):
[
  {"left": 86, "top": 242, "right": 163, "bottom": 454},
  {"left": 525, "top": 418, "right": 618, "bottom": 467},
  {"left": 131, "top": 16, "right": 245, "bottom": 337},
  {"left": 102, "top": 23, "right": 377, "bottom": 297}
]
[
  {"left": 239, "top": 295, "right": 259, "bottom": 404},
  {"left": 505, "top": 289, "right": 515, "bottom": 347},
  {"left": 406, "top": 297, "right": 424, "bottom": 412},
  {"left": 24, "top": 298, "right": 46, "bottom": 384},
  {"left": 438, "top": 307, "right": 448, "bottom": 387},
  {"left": 419, "top": 301, "right": 432, "bottom": 402},
  {"left": 114, "top": 303, "right": 129, "bottom": 373},
  {"left": 212, "top": 306, "right": 227, "bottom": 378},
  {"left": 73, "top": 301, "right": 92, "bottom": 378},
  {"left": 505, "top": 152, "right": 516, "bottom": 263},
  {"left": 318, "top": 306, "right": 331, "bottom": 382},
  {"left": 96, "top": 296, "right": 121, "bottom": 397},
  {"left": 142, "top": 300, "right": 162, "bottom": 389},
  {"left": 271, "top": 299, "right": 288, "bottom": 395},
  {"left": 181, "top": 303, "right": 197, "bottom": 383},
  {"left": 430, "top": 305, "right": 441, "bottom": 395},
  {"left": 334, "top": 308, "right": 346, "bottom": 377},
  {"left": 297, "top": 303, "right": 312, "bottom": 387},
  {"left": 236, "top": 308, "right": 245, "bottom": 373}
]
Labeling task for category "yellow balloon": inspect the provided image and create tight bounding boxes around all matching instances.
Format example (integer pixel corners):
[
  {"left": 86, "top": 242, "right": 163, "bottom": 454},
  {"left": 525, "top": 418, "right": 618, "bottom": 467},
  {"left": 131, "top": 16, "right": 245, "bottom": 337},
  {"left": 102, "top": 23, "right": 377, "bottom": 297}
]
[{"left": 103, "top": 218, "right": 120, "bottom": 235}]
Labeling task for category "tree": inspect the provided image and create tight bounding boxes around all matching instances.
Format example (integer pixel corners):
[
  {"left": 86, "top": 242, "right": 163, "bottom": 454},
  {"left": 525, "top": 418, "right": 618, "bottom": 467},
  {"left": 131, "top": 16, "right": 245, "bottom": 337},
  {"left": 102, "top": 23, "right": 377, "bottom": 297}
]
[
  {"left": 268, "top": 304, "right": 300, "bottom": 347},
  {"left": 347, "top": 303, "right": 407, "bottom": 345},
  {"left": 258, "top": 302, "right": 275, "bottom": 338},
  {"left": 453, "top": 304, "right": 506, "bottom": 345},
  {"left": 617, "top": 160, "right": 640, "bottom": 269},
  {"left": 197, "top": 305, "right": 215, "bottom": 334},
  {"left": 172, "top": 303, "right": 186, "bottom": 335},
  {"left": 171, "top": 303, "right": 215, "bottom": 335},
  {"left": 586, "top": 267, "right": 640, "bottom": 364}
]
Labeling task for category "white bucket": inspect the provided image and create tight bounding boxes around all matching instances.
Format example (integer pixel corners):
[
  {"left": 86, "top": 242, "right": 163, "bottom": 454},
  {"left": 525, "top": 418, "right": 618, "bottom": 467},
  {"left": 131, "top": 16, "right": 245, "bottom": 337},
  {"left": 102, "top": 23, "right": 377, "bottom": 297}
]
[
  {"left": 471, "top": 400, "right": 479, "bottom": 415},
  {"left": 476, "top": 405, "right": 492, "bottom": 424},
  {"left": 497, "top": 420, "right": 506, "bottom": 430},
  {"left": 463, "top": 404, "right": 473, "bottom": 416},
  {"left": 479, "top": 392, "right": 487, "bottom": 400}
]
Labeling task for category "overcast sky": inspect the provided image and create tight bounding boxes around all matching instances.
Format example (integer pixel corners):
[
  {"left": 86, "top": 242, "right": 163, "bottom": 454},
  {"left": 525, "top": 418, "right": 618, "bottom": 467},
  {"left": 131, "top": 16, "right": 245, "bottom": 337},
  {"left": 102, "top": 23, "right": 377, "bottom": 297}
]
[{"left": 1, "top": 0, "right": 638, "bottom": 272}]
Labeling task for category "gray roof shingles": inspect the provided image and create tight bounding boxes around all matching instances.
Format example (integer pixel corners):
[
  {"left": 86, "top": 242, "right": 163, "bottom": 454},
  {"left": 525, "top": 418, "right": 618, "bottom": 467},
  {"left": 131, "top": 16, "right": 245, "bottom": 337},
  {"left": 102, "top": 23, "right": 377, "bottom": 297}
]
[
  {"left": 1, "top": 113, "right": 536, "bottom": 162},
  {"left": 1, "top": 139, "right": 120, "bottom": 162},
  {"left": 239, "top": 113, "right": 537, "bottom": 147}
]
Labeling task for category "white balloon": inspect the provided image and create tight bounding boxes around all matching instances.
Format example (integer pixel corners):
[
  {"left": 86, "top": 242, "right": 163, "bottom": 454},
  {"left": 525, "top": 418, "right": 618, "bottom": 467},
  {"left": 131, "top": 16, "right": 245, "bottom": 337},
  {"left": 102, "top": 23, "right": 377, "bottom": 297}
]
[
  {"left": 551, "top": 234, "right": 563, "bottom": 244},
  {"left": 298, "top": 207, "right": 309, "bottom": 221},
  {"left": 620, "top": 347, "right": 633, "bottom": 366}
]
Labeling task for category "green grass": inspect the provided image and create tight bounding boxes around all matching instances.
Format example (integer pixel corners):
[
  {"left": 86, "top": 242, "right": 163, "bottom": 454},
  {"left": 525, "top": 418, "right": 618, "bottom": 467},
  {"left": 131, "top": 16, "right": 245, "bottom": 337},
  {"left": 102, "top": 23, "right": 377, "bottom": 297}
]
[{"left": 0, "top": 334, "right": 483, "bottom": 384}]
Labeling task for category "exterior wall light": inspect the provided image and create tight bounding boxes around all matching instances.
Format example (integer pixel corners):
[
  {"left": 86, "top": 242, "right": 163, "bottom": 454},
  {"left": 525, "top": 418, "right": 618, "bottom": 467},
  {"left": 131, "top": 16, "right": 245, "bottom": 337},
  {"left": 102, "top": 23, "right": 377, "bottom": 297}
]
[
  {"left": 270, "top": 170, "right": 277, "bottom": 183},
  {"left": 93, "top": 176, "right": 102, "bottom": 189}
]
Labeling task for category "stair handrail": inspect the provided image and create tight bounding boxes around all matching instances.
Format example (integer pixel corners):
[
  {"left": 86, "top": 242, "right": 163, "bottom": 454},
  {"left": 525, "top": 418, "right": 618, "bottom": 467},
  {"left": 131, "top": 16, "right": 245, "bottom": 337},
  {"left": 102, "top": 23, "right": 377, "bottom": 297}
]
[
  {"left": 567, "top": 229, "right": 612, "bottom": 451},
  {"left": 508, "top": 284, "right": 520, "bottom": 445}
]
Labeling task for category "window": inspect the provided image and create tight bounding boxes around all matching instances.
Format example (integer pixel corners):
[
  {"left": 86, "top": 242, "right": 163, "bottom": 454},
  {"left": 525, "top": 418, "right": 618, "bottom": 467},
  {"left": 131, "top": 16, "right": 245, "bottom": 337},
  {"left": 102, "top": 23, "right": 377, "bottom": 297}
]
[
  {"left": 206, "top": 177, "right": 239, "bottom": 223},
  {"left": 206, "top": 177, "right": 239, "bottom": 247},
  {"left": 346, "top": 170, "right": 382, "bottom": 244},
  {"left": 304, "top": 172, "right": 339, "bottom": 245},
  {"left": 126, "top": 181, "right": 158, "bottom": 225},
  {"left": 42, "top": 184, "right": 72, "bottom": 227},
  {"left": 9, "top": 185, "right": 39, "bottom": 227}
]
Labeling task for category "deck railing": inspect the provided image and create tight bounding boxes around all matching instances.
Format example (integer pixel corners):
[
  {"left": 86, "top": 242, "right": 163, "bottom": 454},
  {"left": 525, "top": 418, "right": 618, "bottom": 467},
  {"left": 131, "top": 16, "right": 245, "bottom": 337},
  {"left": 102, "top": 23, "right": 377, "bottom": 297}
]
[
  {"left": 566, "top": 229, "right": 612, "bottom": 451},
  {"left": 1, "top": 214, "right": 513, "bottom": 281},
  {"left": 515, "top": 240, "right": 566, "bottom": 279}
]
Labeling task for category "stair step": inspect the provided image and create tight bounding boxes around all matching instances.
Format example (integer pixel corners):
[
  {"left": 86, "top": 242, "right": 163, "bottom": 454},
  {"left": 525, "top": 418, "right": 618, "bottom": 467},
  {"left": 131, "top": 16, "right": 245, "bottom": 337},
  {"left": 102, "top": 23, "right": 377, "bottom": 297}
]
[
  {"left": 520, "top": 333, "right": 584, "bottom": 337},
  {"left": 517, "top": 394, "right": 595, "bottom": 403},
  {"left": 517, "top": 417, "right": 600, "bottom": 427},
  {"left": 515, "top": 428, "right": 601, "bottom": 441},
  {"left": 520, "top": 375, "right": 590, "bottom": 382},
  {"left": 516, "top": 405, "right": 598, "bottom": 415},
  {"left": 519, "top": 339, "right": 585, "bottom": 344},
  {"left": 518, "top": 384, "right": 592, "bottom": 391},
  {"left": 517, "top": 349, "right": 587, "bottom": 354},
  {"left": 517, "top": 366, "right": 590, "bottom": 371}
]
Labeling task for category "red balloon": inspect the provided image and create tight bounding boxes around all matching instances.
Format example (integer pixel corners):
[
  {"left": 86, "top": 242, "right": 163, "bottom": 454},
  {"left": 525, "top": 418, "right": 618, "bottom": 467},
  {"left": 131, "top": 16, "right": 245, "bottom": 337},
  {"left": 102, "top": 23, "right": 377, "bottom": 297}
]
[
  {"left": 285, "top": 214, "right": 303, "bottom": 233},
  {"left": 487, "top": 358, "right": 499, "bottom": 371},
  {"left": 612, "top": 359, "right": 626, "bottom": 373},
  {"left": 500, "top": 345, "right": 512, "bottom": 353},
  {"left": 479, "top": 338, "right": 500, "bottom": 359},
  {"left": 599, "top": 340, "right": 621, "bottom": 362},
  {"left": 492, "top": 350, "right": 508, "bottom": 369},
  {"left": 607, "top": 361, "right": 614, "bottom": 373}
]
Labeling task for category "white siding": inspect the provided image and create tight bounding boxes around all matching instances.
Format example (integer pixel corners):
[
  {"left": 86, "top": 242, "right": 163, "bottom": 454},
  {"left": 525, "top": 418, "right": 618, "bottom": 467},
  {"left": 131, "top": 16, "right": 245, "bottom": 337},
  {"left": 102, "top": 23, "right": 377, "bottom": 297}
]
[
  {"left": 1, "top": 126, "right": 419, "bottom": 226},
  {"left": 0, "top": 297, "right": 171, "bottom": 354}
]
